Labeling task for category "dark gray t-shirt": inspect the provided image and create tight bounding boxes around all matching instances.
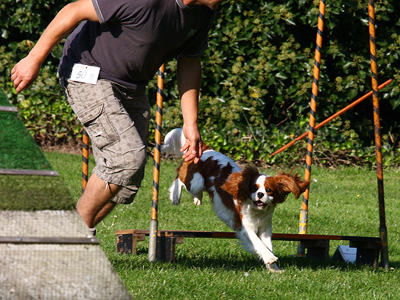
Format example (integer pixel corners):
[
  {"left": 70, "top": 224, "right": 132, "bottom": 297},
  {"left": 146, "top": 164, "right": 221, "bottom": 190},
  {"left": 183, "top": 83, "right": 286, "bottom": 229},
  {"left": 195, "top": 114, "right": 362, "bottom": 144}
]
[{"left": 58, "top": 0, "right": 217, "bottom": 90}]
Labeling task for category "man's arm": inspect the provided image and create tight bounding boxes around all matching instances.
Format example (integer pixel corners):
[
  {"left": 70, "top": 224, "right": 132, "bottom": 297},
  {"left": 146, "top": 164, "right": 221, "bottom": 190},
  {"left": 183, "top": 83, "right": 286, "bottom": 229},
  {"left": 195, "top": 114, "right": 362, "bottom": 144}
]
[
  {"left": 11, "top": 0, "right": 98, "bottom": 93},
  {"left": 177, "top": 54, "right": 203, "bottom": 164}
]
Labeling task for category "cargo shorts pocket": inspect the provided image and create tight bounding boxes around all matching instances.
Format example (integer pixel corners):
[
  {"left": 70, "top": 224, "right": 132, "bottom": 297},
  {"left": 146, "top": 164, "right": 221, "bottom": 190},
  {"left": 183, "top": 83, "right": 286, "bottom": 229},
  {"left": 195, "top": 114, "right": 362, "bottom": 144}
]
[{"left": 80, "top": 104, "right": 120, "bottom": 150}]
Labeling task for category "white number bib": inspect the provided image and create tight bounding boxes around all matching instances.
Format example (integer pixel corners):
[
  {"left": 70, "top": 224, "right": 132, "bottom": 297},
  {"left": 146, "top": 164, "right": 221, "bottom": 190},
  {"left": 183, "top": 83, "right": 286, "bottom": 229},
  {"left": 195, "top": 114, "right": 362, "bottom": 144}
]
[{"left": 70, "top": 63, "right": 100, "bottom": 85}]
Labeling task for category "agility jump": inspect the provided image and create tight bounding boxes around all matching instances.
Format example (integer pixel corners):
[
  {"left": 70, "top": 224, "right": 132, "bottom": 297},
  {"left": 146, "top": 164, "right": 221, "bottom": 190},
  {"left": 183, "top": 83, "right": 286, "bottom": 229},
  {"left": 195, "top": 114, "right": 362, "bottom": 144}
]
[{"left": 106, "top": 0, "right": 390, "bottom": 269}]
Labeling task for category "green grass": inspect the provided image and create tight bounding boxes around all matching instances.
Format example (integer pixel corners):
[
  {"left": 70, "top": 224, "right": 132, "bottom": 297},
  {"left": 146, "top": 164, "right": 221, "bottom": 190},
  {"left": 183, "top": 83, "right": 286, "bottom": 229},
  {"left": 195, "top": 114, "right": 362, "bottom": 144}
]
[
  {"left": 0, "top": 174, "right": 75, "bottom": 210},
  {"left": 0, "top": 111, "right": 53, "bottom": 170},
  {"left": 0, "top": 92, "right": 75, "bottom": 209},
  {"left": 0, "top": 88, "right": 53, "bottom": 170},
  {"left": 45, "top": 151, "right": 400, "bottom": 299}
]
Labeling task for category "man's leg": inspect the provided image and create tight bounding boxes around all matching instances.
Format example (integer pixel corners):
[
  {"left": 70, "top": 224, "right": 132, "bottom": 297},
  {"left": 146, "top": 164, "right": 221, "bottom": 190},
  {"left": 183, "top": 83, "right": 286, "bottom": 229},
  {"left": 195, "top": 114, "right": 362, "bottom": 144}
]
[
  {"left": 92, "top": 201, "right": 117, "bottom": 227},
  {"left": 61, "top": 79, "right": 150, "bottom": 228},
  {"left": 77, "top": 173, "right": 120, "bottom": 228}
]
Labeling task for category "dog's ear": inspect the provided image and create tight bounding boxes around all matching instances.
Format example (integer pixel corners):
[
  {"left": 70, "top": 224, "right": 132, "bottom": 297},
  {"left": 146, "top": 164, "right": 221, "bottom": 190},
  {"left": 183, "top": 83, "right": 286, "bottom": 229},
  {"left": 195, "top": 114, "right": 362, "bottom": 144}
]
[
  {"left": 238, "top": 166, "right": 260, "bottom": 201},
  {"left": 274, "top": 172, "right": 310, "bottom": 199},
  {"left": 222, "top": 166, "right": 259, "bottom": 202},
  {"left": 221, "top": 172, "right": 242, "bottom": 200}
]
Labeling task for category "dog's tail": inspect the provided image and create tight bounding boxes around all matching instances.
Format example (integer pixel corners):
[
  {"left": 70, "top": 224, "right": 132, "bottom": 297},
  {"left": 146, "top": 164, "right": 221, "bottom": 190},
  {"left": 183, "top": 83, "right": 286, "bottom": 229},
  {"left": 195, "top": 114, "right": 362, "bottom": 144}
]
[
  {"left": 162, "top": 127, "right": 211, "bottom": 157},
  {"left": 161, "top": 128, "right": 187, "bottom": 157}
]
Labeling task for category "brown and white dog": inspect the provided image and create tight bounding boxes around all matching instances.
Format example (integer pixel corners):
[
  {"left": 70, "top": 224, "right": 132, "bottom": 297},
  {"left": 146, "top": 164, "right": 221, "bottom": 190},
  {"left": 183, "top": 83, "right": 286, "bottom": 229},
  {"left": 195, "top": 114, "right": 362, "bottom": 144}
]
[{"left": 162, "top": 128, "right": 309, "bottom": 273}]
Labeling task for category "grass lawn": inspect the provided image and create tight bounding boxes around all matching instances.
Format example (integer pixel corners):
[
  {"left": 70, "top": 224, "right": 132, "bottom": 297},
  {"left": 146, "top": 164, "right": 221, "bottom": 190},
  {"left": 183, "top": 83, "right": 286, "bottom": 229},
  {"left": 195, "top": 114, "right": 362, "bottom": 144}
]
[
  {"left": 0, "top": 88, "right": 52, "bottom": 171},
  {"left": 45, "top": 151, "right": 400, "bottom": 299},
  {"left": 0, "top": 174, "right": 75, "bottom": 210}
]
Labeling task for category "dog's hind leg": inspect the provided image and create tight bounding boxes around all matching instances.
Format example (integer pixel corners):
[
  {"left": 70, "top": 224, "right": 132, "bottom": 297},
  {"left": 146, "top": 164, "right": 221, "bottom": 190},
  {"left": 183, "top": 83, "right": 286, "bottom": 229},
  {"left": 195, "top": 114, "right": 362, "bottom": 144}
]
[
  {"left": 193, "top": 193, "right": 203, "bottom": 206},
  {"left": 169, "top": 178, "right": 185, "bottom": 205}
]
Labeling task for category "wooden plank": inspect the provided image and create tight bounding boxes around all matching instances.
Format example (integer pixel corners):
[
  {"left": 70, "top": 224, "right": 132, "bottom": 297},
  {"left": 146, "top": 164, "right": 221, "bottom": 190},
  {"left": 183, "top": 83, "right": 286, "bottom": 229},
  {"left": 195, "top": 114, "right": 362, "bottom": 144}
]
[
  {"left": 161, "top": 230, "right": 236, "bottom": 239},
  {"left": 116, "top": 234, "right": 135, "bottom": 254},
  {"left": 114, "top": 229, "right": 380, "bottom": 243},
  {"left": 0, "top": 236, "right": 99, "bottom": 245},
  {"left": 115, "top": 229, "right": 382, "bottom": 264},
  {"left": 0, "top": 169, "right": 59, "bottom": 177},
  {"left": 0, "top": 105, "right": 18, "bottom": 112},
  {"left": 115, "top": 229, "right": 149, "bottom": 235},
  {"left": 272, "top": 233, "right": 381, "bottom": 243}
]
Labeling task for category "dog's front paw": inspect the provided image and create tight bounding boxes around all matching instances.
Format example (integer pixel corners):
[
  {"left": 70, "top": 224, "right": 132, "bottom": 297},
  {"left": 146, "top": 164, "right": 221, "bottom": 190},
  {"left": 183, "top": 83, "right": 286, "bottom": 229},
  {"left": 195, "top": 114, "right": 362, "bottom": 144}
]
[
  {"left": 265, "top": 255, "right": 278, "bottom": 265},
  {"left": 267, "top": 263, "right": 284, "bottom": 274}
]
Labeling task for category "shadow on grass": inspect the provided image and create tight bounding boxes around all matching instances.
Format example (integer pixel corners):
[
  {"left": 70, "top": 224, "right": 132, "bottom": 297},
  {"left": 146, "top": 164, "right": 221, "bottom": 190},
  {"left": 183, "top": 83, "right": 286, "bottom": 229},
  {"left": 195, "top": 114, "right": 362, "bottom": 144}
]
[
  {"left": 110, "top": 245, "right": 397, "bottom": 273},
  {"left": 173, "top": 253, "right": 393, "bottom": 272}
]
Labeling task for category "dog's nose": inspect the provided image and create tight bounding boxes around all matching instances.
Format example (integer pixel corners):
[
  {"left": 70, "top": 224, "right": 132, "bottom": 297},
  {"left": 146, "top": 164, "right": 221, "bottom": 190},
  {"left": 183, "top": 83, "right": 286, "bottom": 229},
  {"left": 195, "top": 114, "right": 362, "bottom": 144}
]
[{"left": 257, "top": 192, "right": 264, "bottom": 199}]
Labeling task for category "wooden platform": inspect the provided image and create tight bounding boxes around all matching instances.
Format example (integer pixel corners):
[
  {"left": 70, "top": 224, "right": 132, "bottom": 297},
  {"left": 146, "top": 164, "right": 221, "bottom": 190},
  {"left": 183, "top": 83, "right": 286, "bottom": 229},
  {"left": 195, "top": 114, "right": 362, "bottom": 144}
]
[
  {"left": 115, "top": 229, "right": 382, "bottom": 266},
  {"left": 1, "top": 211, "right": 132, "bottom": 299},
  {"left": 0, "top": 168, "right": 59, "bottom": 176},
  {"left": 0, "top": 105, "right": 18, "bottom": 112}
]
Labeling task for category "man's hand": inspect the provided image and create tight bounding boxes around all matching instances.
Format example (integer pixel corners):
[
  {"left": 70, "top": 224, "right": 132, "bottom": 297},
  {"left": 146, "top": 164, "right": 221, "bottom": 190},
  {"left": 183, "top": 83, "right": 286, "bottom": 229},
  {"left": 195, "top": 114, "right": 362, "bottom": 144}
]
[
  {"left": 10, "top": 0, "right": 98, "bottom": 93},
  {"left": 181, "top": 124, "right": 203, "bottom": 164},
  {"left": 11, "top": 57, "right": 41, "bottom": 93}
]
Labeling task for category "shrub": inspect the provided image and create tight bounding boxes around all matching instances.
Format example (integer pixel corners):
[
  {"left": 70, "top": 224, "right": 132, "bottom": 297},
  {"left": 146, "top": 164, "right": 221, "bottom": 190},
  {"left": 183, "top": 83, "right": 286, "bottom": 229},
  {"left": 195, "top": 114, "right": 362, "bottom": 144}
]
[{"left": 1, "top": 0, "right": 399, "bottom": 166}]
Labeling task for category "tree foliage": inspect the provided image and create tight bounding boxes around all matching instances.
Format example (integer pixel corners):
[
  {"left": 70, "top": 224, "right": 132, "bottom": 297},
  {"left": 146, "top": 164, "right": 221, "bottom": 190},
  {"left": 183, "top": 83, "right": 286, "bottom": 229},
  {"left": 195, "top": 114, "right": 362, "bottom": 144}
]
[{"left": 1, "top": 0, "right": 399, "bottom": 166}]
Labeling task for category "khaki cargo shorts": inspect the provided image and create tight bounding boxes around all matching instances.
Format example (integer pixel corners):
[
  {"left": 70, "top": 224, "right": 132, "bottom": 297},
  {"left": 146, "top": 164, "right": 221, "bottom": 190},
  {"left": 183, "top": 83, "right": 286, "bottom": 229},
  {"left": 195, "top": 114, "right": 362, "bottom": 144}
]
[{"left": 61, "top": 78, "right": 150, "bottom": 204}]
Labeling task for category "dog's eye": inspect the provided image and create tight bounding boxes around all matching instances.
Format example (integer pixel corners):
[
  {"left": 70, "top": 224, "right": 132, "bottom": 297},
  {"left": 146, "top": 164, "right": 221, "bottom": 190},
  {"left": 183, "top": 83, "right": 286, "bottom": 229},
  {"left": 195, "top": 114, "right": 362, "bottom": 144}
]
[
  {"left": 266, "top": 188, "right": 272, "bottom": 193},
  {"left": 251, "top": 185, "right": 258, "bottom": 192}
]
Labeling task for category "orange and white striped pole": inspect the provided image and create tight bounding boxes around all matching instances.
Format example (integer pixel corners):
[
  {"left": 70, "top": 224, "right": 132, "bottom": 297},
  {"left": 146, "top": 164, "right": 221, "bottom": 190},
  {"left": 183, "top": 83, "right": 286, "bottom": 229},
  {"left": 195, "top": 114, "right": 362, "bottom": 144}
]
[
  {"left": 149, "top": 64, "right": 165, "bottom": 262},
  {"left": 270, "top": 79, "right": 392, "bottom": 157},
  {"left": 368, "top": 0, "right": 389, "bottom": 269},
  {"left": 82, "top": 129, "right": 89, "bottom": 193},
  {"left": 297, "top": 0, "right": 326, "bottom": 255}
]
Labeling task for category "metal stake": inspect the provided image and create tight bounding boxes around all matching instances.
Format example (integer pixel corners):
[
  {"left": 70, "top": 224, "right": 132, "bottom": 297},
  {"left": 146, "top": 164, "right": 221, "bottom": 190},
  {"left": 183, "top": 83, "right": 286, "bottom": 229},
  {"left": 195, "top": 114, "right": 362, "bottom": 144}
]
[
  {"left": 297, "top": 0, "right": 326, "bottom": 255},
  {"left": 270, "top": 79, "right": 392, "bottom": 157},
  {"left": 368, "top": 0, "right": 389, "bottom": 269},
  {"left": 82, "top": 129, "right": 89, "bottom": 193},
  {"left": 149, "top": 64, "right": 165, "bottom": 262}
]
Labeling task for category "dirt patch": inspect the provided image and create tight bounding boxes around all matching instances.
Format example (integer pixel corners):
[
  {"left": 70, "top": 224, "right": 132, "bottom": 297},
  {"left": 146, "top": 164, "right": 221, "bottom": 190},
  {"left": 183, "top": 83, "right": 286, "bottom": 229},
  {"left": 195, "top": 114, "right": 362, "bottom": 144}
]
[{"left": 40, "top": 140, "right": 84, "bottom": 155}]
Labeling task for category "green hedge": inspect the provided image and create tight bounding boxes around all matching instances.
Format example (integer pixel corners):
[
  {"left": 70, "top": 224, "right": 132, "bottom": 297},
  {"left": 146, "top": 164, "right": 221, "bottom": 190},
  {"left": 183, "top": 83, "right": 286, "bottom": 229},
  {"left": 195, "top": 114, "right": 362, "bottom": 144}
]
[
  {"left": 0, "top": 0, "right": 77, "bottom": 145},
  {"left": 1, "top": 0, "right": 399, "bottom": 166}
]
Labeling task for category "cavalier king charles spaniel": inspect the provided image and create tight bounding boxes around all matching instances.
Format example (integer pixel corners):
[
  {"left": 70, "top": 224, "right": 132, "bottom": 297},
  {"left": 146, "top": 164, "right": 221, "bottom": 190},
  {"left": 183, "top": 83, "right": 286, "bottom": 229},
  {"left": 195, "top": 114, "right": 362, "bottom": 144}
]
[{"left": 162, "top": 128, "right": 309, "bottom": 273}]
